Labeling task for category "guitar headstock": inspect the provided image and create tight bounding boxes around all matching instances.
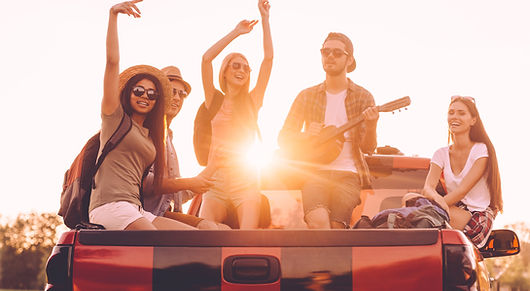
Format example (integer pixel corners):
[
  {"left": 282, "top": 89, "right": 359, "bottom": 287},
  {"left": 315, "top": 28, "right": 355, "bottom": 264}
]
[{"left": 378, "top": 96, "right": 411, "bottom": 113}]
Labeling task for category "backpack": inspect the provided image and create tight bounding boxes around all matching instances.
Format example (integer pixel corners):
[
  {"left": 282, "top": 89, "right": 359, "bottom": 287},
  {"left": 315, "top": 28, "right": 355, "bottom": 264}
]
[
  {"left": 193, "top": 90, "right": 261, "bottom": 166},
  {"left": 353, "top": 197, "right": 449, "bottom": 229},
  {"left": 193, "top": 90, "right": 224, "bottom": 166},
  {"left": 58, "top": 113, "right": 132, "bottom": 229}
]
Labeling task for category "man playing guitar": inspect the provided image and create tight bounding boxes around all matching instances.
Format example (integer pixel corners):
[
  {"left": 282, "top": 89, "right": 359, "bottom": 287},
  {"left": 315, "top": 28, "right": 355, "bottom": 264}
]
[{"left": 278, "top": 32, "right": 379, "bottom": 229}]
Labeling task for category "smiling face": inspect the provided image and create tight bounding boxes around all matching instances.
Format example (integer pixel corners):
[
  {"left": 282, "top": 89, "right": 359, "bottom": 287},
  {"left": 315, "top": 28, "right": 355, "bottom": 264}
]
[
  {"left": 321, "top": 39, "right": 351, "bottom": 76},
  {"left": 166, "top": 80, "right": 187, "bottom": 121},
  {"left": 129, "top": 78, "right": 157, "bottom": 115},
  {"left": 225, "top": 56, "right": 250, "bottom": 88},
  {"left": 448, "top": 100, "right": 477, "bottom": 135}
]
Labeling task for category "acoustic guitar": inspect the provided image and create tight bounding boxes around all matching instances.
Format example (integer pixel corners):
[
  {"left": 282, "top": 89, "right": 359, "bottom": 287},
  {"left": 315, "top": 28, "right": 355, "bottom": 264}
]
[{"left": 281, "top": 96, "right": 411, "bottom": 164}]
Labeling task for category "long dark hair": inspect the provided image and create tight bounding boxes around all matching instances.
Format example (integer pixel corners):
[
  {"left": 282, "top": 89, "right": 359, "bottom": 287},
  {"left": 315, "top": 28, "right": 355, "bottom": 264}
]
[
  {"left": 120, "top": 73, "right": 166, "bottom": 191},
  {"left": 449, "top": 97, "right": 503, "bottom": 212}
]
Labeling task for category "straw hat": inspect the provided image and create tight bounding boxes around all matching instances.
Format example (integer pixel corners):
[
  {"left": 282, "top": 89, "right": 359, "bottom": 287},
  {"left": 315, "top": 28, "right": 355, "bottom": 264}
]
[
  {"left": 118, "top": 65, "right": 172, "bottom": 106},
  {"left": 161, "top": 66, "right": 192, "bottom": 95}
]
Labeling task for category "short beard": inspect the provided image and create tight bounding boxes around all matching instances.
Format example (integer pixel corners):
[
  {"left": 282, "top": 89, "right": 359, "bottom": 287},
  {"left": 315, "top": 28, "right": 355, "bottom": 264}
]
[{"left": 323, "top": 63, "right": 346, "bottom": 76}]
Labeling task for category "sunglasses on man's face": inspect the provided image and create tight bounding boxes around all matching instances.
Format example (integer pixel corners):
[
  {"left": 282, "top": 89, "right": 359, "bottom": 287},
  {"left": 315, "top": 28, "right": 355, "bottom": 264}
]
[
  {"left": 320, "top": 48, "right": 350, "bottom": 58},
  {"left": 173, "top": 88, "right": 188, "bottom": 99},
  {"left": 132, "top": 86, "right": 158, "bottom": 100},
  {"left": 231, "top": 62, "right": 251, "bottom": 73}
]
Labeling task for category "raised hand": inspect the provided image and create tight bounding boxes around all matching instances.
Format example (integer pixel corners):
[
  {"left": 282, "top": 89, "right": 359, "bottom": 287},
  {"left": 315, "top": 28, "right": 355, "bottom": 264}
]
[
  {"left": 235, "top": 19, "right": 259, "bottom": 35},
  {"left": 258, "top": 0, "right": 270, "bottom": 18},
  {"left": 110, "top": 0, "right": 142, "bottom": 18}
]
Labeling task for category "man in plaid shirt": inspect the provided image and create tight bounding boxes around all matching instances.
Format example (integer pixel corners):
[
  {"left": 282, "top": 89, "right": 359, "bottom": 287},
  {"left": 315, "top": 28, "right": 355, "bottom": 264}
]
[{"left": 278, "top": 32, "right": 379, "bottom": 229}]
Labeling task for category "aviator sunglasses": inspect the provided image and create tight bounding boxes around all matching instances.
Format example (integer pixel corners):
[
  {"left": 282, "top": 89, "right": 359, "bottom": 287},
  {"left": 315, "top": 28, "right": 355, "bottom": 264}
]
[
  {"left": 173, "top": 88, "right": 188, "bottom": 99},
  {"left": 132, "top": 86, "right": 158, "bottom": 100},
  {"left": 320, "top": 48, "right": 350, "bottom": 58},
  {"left": 231, "top": 62, "right": 251, "bottom": 73}
]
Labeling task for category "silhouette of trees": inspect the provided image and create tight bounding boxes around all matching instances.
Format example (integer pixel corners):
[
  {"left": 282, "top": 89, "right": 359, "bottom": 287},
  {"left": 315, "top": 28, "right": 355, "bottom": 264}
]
[{"left": 0, "top": 212, "right": 64, "bottom": 289}]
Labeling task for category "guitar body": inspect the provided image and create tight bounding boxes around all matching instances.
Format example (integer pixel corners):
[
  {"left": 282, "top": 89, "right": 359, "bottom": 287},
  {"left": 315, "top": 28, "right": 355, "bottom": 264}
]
[
  {"left": 299, "top": 126, "right": 345, "bottom": 164},
  {"left": 280, "top": 126, "right": 345, "bottom": 165}
]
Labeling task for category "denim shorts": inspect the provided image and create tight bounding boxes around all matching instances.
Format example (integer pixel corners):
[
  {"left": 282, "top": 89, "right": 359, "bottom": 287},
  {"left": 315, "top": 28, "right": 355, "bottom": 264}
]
[
  {"left": 203, "top": 166, "right": 260, "bottom": 208},
  {"left": 302, "top": 170, "right": 362, "bottom": 227}
]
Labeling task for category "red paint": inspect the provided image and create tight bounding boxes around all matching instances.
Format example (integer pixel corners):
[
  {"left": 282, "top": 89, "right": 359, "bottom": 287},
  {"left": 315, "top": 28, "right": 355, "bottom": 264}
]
[
  {"left": 393, "top": 156, "right": 430, "bottom": 170},
  {"left": 222, "top": 247, "right": 281, "bottom": 291},
  {"left": 57, "top": 230, "right": 76, "bottom": 245},
  {"left": 441, "top": 229, "right": 470, "bottom": 245},
  {"left": 352, "top": 238, "right": 443, "bottom": 291},
  {"left": 73, "top": 244, "right": 153, "bottom": 291}
]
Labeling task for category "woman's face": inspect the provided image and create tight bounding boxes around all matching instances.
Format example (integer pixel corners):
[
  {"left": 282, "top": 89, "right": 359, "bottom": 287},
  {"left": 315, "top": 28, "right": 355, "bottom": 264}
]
[
  {"left": 448, "top": 101, "right": 476, "bottom": 135},
  {"left": 225, "top": 56, "right": 250, "bottom": 88},
  {"left": 129, "top": 78, "right": 158, "bottom": 115}
]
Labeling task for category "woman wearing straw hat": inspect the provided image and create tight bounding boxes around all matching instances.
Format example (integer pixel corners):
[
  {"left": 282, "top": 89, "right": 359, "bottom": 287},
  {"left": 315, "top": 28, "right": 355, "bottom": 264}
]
[
  {"left": 199, "top": 0, "right": 273, "bottom": 229},
  {"left": 88, "top": 0, "right": 194, "bottom": 230}
]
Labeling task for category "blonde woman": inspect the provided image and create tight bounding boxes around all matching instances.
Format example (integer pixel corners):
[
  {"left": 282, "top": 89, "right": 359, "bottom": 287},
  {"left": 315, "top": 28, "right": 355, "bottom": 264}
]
[{"left": 199, "top": 0, "right": 273, "bottom": 229}]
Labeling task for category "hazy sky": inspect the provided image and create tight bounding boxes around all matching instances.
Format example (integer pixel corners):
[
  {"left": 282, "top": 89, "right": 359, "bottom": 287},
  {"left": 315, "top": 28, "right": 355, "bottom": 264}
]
[{"left": 1, "top": 0, "right": 529, "bottom": 228}]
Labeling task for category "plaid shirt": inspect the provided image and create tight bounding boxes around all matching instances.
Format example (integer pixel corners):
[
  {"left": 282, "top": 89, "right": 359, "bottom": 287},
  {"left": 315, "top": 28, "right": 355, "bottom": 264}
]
[{"left": 278, "top": 79, "right": 376, "bottom": 187}]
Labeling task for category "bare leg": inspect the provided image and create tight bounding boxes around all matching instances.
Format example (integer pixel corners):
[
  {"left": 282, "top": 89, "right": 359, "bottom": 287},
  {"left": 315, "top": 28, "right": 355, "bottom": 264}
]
[
  {"left": 199, "top": 197, "right": 228, "bottom": 223},
  {"left": 152, "top": 216, "right": 197, "bottom": 230},
  {"left": 125, "top": 217, "right": 157, "bottom": 230},
  {"left": 197, "top": 220, "right": 231, "bottom": 230},
  {"left": 330, "top": 221, "right": 347, "bottom": 229},
  {"left": 305, "top": 207, "right": 331, "bottom": 229},
  {"left": 448, "top": 206, "right": 472, "bottom": 230},
  {"left": 237, "top": 199, "right": 260, "bottom": 229}
]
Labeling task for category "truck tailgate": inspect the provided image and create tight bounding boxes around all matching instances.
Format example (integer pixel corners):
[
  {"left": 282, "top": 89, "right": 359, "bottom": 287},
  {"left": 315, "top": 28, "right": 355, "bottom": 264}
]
[{"left": 73, "top": 229, "right": 443, "bottom": 291}]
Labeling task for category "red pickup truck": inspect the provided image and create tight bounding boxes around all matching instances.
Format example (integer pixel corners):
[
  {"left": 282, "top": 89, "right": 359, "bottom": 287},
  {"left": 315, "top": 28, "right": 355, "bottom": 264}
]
[{"left": 45, "top": 151, "right": 520, "bottom": 291}]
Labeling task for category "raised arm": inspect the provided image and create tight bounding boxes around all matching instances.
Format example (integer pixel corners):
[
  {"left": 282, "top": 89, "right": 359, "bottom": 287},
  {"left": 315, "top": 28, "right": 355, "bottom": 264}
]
[
  {"left": 201, "top": 20, "right": 258, "bottom": 108},
  {"left": 102, "top": 0, "right": 142, "bottom": 115},
  {"left": 250, "top": 0, "right": 273, "bottom": 110}
]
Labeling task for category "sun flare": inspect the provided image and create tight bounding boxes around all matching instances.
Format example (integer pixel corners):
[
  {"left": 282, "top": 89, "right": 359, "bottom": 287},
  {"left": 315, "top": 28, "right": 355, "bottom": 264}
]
[{"left": 245, "top": 141, "right": 274, "bottom": 170}]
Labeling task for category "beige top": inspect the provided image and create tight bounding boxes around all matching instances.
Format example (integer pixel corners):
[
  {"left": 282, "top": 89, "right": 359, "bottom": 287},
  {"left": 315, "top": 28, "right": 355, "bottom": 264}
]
[{"left": 89, "top": 106, "right": 156, "bottom": 212}]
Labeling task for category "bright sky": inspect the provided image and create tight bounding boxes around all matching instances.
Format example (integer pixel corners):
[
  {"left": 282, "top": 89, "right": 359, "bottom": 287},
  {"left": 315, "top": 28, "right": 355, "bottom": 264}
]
[{"left": 1, "top": 0, "right": 529, "bottom": 228}]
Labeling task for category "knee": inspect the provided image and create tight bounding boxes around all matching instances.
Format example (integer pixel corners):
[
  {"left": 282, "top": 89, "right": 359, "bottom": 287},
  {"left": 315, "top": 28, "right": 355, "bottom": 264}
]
[
  {"left": 197, "top": 220, "right": 220, "bottom": 230},
  {"left": 305, "top": 207, "right": 330, "bottom": 229}
]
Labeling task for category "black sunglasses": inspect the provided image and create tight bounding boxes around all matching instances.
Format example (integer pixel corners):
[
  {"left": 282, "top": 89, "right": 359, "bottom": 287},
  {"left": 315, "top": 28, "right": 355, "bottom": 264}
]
[
  {"left": 173, "top": 88, "right": 188, "bottom": 99},
  {"left": 320, "top": 48, "right": 350, "bottom": 58},
  {"left": 132, "top": 86, "right": 158, "bottom": 100},
  {"left": 231, "top": 62, "right": 251, "bottom": 73}
]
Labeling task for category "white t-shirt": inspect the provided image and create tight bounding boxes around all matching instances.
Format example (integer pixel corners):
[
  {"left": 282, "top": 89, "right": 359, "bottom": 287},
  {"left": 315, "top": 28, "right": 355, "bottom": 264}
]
[
  {"left": 319, "top": 90, "right": 357, "bottom": 173},
  {"left": 431, "top": 142, "right": 490, "bottom": 211}
]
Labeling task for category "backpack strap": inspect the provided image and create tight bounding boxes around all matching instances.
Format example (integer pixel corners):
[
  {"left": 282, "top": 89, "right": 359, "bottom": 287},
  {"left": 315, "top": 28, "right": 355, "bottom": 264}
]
[
  {"left": 92, "top": 113, "right": 133, "bottom": 188},
  {"left": 139, "top": 162, "right": 154, "bottom": 208},
  {"left": 208, "top": 90, "right": 224, "bottom": 119}
]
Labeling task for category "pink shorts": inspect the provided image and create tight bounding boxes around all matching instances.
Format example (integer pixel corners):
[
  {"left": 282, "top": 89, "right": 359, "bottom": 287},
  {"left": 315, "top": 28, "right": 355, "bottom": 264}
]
[{"left": 89, "top": 201, "right": 157, "bottom": 230}]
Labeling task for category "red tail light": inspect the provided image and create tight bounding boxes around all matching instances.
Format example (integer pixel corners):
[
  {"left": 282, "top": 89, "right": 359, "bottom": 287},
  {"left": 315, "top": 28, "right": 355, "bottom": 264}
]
[
  {"left": 443, "top": 244, "right": 477, "bottom": 290},
  {"left": 45, "top": 246, "right": 73, "bottom": 291}
]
